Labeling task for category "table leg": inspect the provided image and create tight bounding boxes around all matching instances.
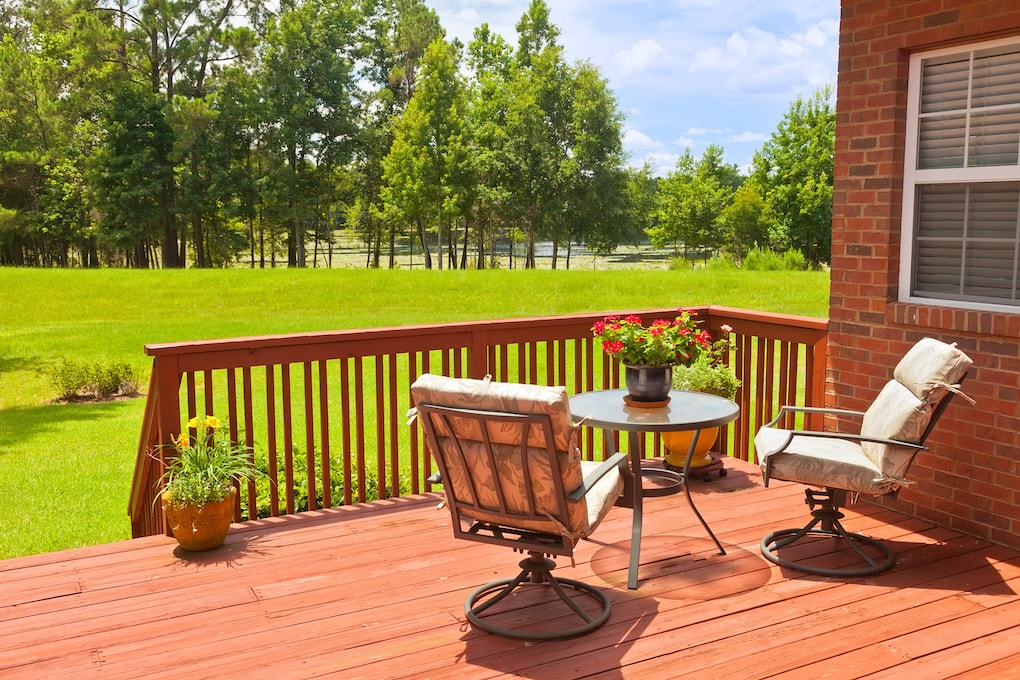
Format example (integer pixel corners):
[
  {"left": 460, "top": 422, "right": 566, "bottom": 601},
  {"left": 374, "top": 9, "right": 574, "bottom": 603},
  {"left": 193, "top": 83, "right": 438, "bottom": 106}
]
[
  {"left": 606, "top": 429, "right": 645, "bottom": 590},
  {"left": 627, "top": 431, "right": 647, "bottom": 589},
  {"left": 683, "top": 429, "right": 726, "bottom": 556}
]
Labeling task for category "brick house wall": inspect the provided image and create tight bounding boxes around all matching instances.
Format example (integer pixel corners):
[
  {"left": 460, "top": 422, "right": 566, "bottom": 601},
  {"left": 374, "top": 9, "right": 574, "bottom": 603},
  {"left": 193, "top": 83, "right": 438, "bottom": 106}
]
[{"left": 833, "top": 1, "right": 1020, "bottom": 548}]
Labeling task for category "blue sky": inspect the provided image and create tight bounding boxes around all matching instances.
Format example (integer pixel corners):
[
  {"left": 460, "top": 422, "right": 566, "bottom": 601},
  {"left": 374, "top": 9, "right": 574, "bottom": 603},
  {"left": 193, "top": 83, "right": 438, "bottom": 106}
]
[{"left": 425, "top": 0, "right": 840, "bottom": 175}]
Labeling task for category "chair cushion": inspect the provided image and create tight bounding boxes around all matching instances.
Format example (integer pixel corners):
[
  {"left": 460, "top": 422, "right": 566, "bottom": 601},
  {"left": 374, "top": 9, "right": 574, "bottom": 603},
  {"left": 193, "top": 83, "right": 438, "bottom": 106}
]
[
  {"left": 581, "top": 460, "right": 625, "bottom": 536},
  {"left": 861, "top": 338, "right": 972, "bottom": 475},
  {"left": 409, "top": 373, "right": 575, "bottom": 451},
  {"left": 755, "top": 426, "right": 893, "bottom": 495},
  {"left": 893, "top": 337, "right": 972, "bottom": 401},
  {"left": 410, "top": 374, "right": 593, "bottom": 540},
  {"left": 859, "top": 380, "right": 929, "bottom": 479}
]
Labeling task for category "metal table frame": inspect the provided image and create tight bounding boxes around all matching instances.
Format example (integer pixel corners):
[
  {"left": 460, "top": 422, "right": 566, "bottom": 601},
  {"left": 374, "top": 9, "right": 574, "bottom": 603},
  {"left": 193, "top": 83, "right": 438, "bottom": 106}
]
[{"left": 569, "top": 389, "right": 741, "bottom": 590}]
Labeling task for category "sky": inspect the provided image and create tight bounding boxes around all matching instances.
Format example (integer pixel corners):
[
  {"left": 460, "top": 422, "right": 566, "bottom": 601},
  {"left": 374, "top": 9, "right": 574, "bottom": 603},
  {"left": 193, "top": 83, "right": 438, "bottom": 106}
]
[{"left": 424, "top": 0, "right": 840, "bottom": 176}]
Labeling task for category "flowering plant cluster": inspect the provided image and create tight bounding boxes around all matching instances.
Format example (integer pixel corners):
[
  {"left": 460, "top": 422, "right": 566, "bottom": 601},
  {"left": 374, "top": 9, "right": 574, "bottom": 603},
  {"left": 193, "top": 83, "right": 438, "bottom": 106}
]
[
  {"left": 671, "top": 323, "right": 741, "bottom": 398},
  {"left": 592, "top": 309, "right": 711, "bottom": 367},
  {"left": 160, "top": 415, "right": 255, "bottom": 508}
]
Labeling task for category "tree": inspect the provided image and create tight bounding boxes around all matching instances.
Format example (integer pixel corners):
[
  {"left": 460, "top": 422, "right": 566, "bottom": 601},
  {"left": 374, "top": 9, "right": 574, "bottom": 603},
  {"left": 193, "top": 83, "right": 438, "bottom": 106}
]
[
  {"left": 750, "top": 86, "right": 835, "bottom": 265},
  {"left": 90, "top": 82, "right": 174, "bottom": 267},
  {"left": 649, "top": 147, "right": 733, "bottom": 262},
  {"left": 356, "top": 0, "right": 443, "bottom": 268},
  {"left": 561, "top": 60, "right": 628, "bottom": 269},
  {"left": 717, "top": 184, "right": 770, "bottom": 261},
  {"left": 382, "top": 38, "right": 471, "bottom": 269},
  {"left": 259, "top": 0, "right": 360, "bottom": 267}
]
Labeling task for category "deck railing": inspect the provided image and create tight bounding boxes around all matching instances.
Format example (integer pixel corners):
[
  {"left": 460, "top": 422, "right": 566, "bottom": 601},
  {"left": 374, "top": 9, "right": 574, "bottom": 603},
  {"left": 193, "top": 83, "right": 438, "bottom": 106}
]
[{"left": 129, "top": 306, "right": 828, "bottom": 538}]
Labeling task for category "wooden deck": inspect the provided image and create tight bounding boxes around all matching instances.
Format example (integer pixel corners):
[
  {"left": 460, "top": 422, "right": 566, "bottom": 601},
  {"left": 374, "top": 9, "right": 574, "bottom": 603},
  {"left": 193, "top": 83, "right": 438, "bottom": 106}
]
[{"left": 4, "top": 458, "right": 1020, "bottom": 679}]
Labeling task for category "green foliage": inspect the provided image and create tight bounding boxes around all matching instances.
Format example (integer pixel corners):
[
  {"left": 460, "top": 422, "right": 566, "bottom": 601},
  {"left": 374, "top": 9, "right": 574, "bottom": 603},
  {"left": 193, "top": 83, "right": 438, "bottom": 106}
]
[
  {"left": 717, "top": 184, "right": 771, "bottom": 260},
  {"left": 784, "top": 248, "right": 807, "bottom": 271},
  {"left": 50, "top": 359, "right": 137, "bottom": 400},
  {"left": 671, "top": 362, "right": 741, "bottom": 399},
  {"left": 750, "top": 86, "right": 835, "bottom": 265},
  {"left": 249, "top": 448, "right": 406, "bottom": 519},
  {"left": 159, "top": 416, "right": 256, "bottom": 508},
  {"left": 650, "top": 146, "right": 737, "bottom": 257},
  {"left": 0, "top": 0, "right": 834, "bottom": 274},
  {"left": 742, "top": 247, "right": 788, "bottom": 271},
  {"left": 670, "top": 325, "right": 740, "bottom": 399},
  {"left": 704, "top": 254, "right": 739, "bottom": 270}
]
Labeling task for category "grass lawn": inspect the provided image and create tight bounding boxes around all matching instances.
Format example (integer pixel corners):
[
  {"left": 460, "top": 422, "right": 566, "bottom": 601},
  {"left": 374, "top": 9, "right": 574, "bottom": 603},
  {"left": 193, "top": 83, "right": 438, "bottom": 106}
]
[{"left": 0, "top": 266, "right": 829, "bottom": 559}]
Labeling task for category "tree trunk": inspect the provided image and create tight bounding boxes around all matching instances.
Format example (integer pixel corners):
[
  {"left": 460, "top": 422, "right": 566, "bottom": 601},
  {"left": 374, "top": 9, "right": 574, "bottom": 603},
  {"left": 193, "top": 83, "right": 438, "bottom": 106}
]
[
  {"left": 436, "top": 197, "right": 443, "bottom": 270},
  {"left": 417, "top": 217, "right": 432, "bottom": 269}
]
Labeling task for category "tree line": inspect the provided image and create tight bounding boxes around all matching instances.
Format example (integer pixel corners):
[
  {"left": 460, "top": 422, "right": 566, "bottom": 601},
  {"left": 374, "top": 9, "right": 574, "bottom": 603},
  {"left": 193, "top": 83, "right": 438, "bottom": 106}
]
[{"left": 0, "top": 0, "right": 835, "bottom": 269}]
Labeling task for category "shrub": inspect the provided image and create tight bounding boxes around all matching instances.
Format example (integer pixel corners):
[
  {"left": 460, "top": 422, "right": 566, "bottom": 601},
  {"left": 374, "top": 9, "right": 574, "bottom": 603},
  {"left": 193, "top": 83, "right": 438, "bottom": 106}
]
[
  {"left": 50, "top": 359, "right": 138, "bottom": 400},
  {"left": 248, "top": 447, "right": 408, "bottom": 519},
  {"left": 783, "top": 248, "right": 807, "bottom": 271},
  {"left": 705, "top": 254, "right": 738, "bottom": 271},
  {"left": 742, "top": 247, "right": 787, "bottom": 271}
]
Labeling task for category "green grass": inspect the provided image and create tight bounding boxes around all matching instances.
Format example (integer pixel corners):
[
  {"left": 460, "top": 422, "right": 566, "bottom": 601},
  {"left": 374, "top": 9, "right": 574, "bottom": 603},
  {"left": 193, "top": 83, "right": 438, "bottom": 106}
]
[{"left": 0, "top": 266, "right": 829, "bottom": 559}]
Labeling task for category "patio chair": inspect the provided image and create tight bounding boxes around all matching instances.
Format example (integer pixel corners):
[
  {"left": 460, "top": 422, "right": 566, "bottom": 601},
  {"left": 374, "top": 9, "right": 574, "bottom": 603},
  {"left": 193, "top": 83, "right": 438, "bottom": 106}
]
[
  {"left": 409, "top": 373, "right": 630, "bottom": 640},
  {"left": 755, "top": 337, "right": 973, "bottom": 577}
]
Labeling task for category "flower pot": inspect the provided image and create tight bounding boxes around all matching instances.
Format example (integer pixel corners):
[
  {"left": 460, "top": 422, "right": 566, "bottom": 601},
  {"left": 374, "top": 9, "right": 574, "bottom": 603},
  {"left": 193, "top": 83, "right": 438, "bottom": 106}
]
[
  {"left": 624, "top": 364, "right": 672, "bottom": 403},
  {"left": 162, "top": 488, "right": 236, "bottom": 552},
  {"left": 663, "top": 427, "right": 719, "bottom": 469}
]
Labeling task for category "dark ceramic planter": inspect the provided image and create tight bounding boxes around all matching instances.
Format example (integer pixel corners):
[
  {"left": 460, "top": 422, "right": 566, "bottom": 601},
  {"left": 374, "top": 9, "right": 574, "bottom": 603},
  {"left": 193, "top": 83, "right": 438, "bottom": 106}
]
[{"left": 624, "top": 364, "right": 672, "bottom": 402}]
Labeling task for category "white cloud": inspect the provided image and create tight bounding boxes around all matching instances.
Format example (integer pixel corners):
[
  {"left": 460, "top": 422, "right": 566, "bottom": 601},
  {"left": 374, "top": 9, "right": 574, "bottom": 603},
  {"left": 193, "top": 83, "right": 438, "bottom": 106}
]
[
  {"left": 686, "top": 19, "right": 836, "bottom": 96},
  {"left": 613, "top": 39, "right": 667, "bottom": 76},
  {"left": 688, "top": 127, "right": 724, "bottom": 136},
  {"left": 623, "top": 129, "right": 660, "bottom": 149},
  {"left": 673, "top": 136, "right": 696, "bottom": 148},
  {"left": 729, "top": 131, "right": 767, "bottom": 143}
]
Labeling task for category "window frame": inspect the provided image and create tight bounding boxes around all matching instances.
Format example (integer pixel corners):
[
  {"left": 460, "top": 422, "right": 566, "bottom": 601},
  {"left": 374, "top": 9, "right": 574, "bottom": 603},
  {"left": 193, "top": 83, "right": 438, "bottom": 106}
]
[{"left": 900, "top": 35, "right": 1020, "bottom": 312}]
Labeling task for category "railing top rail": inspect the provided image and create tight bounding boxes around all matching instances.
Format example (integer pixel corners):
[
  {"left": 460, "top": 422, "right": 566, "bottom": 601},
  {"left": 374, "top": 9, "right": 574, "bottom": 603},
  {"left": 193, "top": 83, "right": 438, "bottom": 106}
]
[{"left": 144, "top": 306, "right": 827, "bottom": 358}]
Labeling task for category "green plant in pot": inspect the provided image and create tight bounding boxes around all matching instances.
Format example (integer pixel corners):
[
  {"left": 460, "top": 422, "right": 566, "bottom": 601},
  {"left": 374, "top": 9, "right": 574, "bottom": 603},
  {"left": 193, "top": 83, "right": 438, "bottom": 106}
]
[
  {"left": 663, "top": 325, "right": 741, "bottom": 471},
  {"left": 160, "top": 415, "right": 255, "bottom": 552}
]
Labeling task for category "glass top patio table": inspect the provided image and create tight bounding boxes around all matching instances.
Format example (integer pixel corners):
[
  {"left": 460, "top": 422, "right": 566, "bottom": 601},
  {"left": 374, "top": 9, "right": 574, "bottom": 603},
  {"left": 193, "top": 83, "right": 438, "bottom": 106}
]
[{"left": 569, "top": 389, "right": 740, "bottom": 590}]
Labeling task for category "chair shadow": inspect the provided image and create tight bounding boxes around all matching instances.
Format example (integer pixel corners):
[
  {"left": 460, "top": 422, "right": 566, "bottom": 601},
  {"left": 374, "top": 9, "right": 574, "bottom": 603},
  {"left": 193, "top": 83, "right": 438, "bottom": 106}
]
[{"left": 765, "top": 530, "right": 1020, "bottom": 597}]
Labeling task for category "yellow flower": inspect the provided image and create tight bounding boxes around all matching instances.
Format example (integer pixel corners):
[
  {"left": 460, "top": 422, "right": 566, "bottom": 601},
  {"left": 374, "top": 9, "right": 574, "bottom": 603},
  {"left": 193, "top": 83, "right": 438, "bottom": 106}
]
[
  {"left": 187, "top": 416, "right": 201, "bottom": 429},
  {"left": 174, "top": 432, "right": 190, "bottom": 449},
  {"left": 203, "top": 415, "right": 222, "bottom": 430}
]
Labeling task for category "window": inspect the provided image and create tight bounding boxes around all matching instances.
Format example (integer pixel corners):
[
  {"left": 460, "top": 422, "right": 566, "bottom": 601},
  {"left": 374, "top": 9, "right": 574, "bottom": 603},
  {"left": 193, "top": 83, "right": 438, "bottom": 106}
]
[{"left": 901, "top": 38, "right": 1020, "bottom": 309}]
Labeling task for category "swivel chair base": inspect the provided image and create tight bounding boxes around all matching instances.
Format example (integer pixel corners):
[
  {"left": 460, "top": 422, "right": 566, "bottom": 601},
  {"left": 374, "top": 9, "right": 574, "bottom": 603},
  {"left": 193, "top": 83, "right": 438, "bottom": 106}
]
[
  {"left": 465, "top": 551, "right": 611, "bottom": 640},
  {"left": 760, "top": 488, "right": 895, "bottom": 577}
]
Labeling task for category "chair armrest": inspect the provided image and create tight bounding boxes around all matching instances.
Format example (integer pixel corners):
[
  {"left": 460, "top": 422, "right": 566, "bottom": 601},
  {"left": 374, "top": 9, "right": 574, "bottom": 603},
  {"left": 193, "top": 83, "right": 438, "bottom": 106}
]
[
  {"left": 567, "top": 452, "right": 629, "bottom": 503},
  {"left": 785, "top": 429, "right": 928, "bottom": 450},
  {"left": 765, "top": 404, "right": 867, "bottom": 428}
]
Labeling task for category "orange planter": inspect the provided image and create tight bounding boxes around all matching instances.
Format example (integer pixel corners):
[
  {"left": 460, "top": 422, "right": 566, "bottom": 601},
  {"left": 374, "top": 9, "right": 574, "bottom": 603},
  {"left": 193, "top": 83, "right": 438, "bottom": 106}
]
[
  {"left": 162, "top": 488, "right": 236, "bottom": 552},
  {"left": 662, "top": 427, "right": 719, "bottom": 469}
]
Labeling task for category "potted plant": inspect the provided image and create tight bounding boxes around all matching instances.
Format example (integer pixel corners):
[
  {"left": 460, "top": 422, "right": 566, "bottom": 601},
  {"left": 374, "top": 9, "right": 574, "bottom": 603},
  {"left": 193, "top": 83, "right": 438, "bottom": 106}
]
[
  {"left": 159, "top": 415, "right": 255, "bottom": 552},
  {"left": 591, "top": 309, "right": 712, "bottom": 405},
  {"left": 664, "top": 325, "right": 741, "bottom": 473}
]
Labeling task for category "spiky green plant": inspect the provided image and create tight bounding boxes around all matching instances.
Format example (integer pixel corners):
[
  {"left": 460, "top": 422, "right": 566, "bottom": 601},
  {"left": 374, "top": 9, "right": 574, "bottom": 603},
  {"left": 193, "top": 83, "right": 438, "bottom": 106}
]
[{"left": 159, "top": 416, "right": 255, "bottom": 508}]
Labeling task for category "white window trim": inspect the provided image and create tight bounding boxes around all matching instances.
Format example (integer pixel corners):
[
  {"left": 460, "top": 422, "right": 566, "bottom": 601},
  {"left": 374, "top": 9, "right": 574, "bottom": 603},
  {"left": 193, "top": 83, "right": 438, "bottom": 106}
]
[{"left": 900, "top": 35, "right": 1020, "bottom": 313}]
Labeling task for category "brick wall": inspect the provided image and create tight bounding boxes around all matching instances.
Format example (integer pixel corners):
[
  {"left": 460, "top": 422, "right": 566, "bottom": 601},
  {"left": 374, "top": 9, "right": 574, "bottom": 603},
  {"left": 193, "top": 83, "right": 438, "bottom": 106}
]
[{"left": 833, "top": 1, "right": 1020, "bottom": 548}]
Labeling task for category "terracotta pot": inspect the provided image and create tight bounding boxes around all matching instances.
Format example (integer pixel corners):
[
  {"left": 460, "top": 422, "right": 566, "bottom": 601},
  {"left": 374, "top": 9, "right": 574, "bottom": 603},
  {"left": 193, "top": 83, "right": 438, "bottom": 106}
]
[
  {"left": 624, "top": 364, "right": 672, "bottom": 402},
  {"left": 662, "top": 427, "right": 720, "bottom": 469},
  {"left": 162, "top": 488, "right": 236, "bottom": 552}
]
